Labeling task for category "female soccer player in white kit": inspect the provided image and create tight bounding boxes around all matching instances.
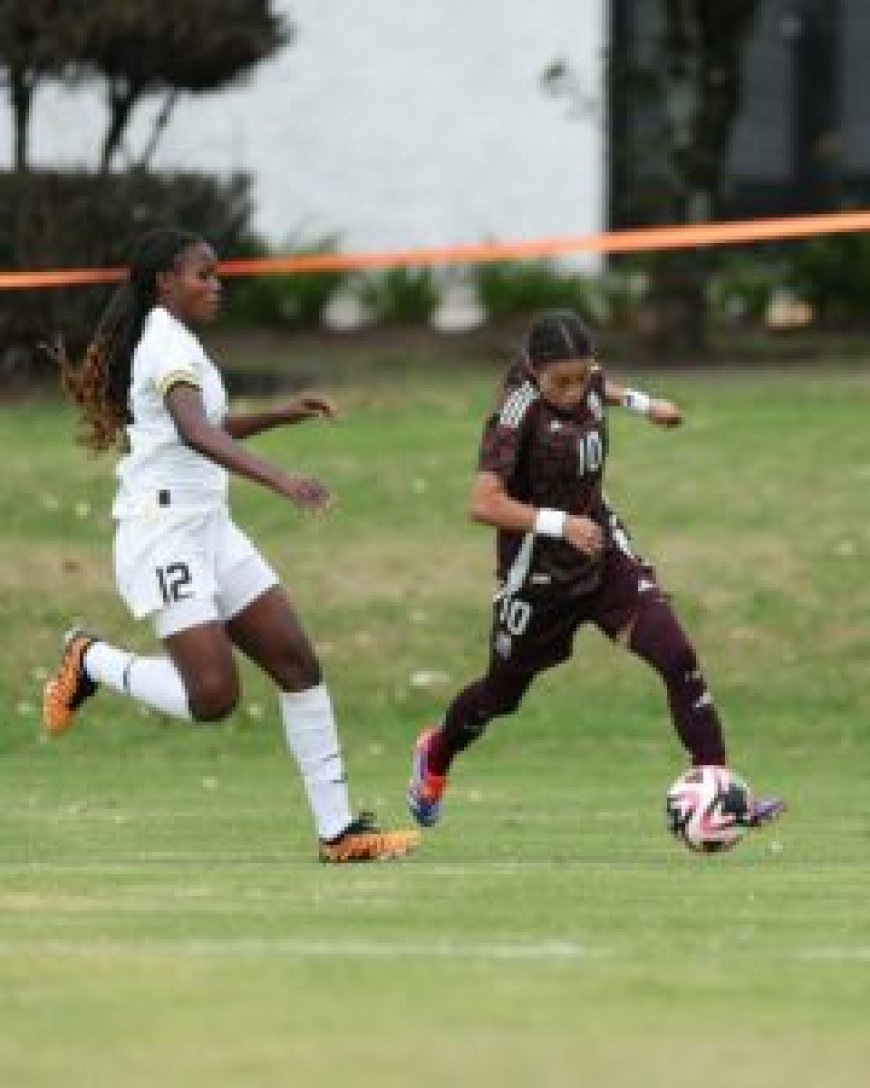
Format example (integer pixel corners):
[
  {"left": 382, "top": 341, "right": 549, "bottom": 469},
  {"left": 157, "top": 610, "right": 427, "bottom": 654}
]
[{"left": 45, "top": 227, "right": 419, "bottom": 863}]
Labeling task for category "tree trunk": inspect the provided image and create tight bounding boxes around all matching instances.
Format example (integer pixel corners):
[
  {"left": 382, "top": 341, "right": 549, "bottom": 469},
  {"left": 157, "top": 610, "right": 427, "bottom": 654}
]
[
  {"left": 100, "top": 80, "right": 140, "bottom": 172},
  {"left": 639, "top": 0, "right": 759, "bottom": 357},
  {"left": 643, "top": 249, "right": 709, "bottom": 357},
  {"left": 10, "top": 67, "right": 34, "bottom": 173},
  {"left": 136, "top": 89, "right": 180, "bottom": 170}
]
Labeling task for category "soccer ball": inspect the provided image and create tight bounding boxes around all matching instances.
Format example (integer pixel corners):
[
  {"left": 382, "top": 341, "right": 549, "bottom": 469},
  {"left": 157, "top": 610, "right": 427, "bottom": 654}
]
[{"left": 665, "top": 765, "right": 754, "bottom": 853}]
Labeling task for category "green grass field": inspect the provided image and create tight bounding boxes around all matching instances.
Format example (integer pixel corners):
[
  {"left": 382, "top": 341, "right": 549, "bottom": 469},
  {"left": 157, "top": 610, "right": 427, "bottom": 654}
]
[{"left": 1, "top": 362, "right": 868, "bottom": 1087}]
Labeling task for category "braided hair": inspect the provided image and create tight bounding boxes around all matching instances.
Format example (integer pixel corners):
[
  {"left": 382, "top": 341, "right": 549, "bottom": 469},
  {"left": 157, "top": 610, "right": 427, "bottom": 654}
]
[
  {"left": 57, "top": 227, "right": 202, "bottom": 452},
  {"left": 502, "top": 310, "right": 596, "bottom": 393},
  {"left": 526, "top": 310, "right": 595, "bottom": 368}
]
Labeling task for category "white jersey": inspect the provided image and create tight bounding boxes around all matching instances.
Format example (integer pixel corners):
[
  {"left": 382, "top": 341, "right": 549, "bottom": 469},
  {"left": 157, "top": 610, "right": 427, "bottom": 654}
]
[{"left": 112, "top": 306, "right": 229, "bottom": 517}]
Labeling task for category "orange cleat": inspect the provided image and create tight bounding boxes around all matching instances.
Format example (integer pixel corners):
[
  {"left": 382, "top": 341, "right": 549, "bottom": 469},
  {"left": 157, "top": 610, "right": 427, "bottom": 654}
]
[
  {"left": 318, "top": 812, "right": 420, "bottom": 863},
  {"left": 42, "top": 628, "right": 99, "bottom": 737}
]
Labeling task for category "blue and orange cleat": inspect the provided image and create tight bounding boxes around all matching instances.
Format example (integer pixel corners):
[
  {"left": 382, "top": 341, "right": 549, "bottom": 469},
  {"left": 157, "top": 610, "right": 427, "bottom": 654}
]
[{"left": 407, "top": 728, "right": 448, "bottom": 827}]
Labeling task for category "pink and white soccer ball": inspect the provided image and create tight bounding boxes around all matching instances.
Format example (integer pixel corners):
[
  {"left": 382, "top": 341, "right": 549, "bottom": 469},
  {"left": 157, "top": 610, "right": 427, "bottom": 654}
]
[{"left": 665, "top": 765, "right": 754, "bottom": 853}]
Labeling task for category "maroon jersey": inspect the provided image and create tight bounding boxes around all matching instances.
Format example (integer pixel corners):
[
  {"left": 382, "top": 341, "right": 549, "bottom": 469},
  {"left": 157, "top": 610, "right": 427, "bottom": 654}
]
[{"left": 478, "top": 366, "right": 614, "bottom": 594}]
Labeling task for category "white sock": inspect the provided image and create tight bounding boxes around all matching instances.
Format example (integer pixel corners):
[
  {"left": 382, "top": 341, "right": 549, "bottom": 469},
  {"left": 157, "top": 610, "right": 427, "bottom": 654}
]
[
  {"left": 280, "top": 683, "right": 352, "bottom": 841},
  {"left": 84, "top": 641, "right": 191, "bottom": 720}
]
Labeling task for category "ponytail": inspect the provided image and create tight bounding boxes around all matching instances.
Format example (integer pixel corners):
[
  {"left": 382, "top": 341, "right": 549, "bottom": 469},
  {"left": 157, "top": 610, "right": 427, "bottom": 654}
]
[{"left": 55, "top": 227, "right": 200, "bottom": 452}]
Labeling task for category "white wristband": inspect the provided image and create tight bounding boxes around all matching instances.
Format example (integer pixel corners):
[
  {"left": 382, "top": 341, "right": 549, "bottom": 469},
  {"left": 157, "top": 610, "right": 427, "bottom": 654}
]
[
  {"left": 623, "top": 389, "right": 652, "bottom": 415},
  {"left": 534, "top": 508, "right": 567, "bottom": 538}
]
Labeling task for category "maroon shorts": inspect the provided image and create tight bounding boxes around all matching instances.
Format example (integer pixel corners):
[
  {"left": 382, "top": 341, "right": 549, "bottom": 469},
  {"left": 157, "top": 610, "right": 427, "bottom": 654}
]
[{"left": 488, "top": 543, "right": 668, "bottom": 678}]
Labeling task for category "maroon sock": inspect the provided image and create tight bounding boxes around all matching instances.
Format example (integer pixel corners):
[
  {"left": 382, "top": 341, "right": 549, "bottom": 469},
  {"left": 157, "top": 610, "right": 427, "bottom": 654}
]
[
  {"left": 425, "top": 727, "right": 453, "bottom": 777},
  {"left": 431, "top": 667, "right": 536, "bottom": 775},
  {"left": 629, "top": 601, "right": 727, "bottom": 765}
]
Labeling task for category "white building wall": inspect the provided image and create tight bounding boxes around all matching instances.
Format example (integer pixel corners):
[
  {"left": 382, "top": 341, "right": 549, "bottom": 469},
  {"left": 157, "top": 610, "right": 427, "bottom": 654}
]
[{"left": 3, "top": 0, "right": 605, "bottom": 253}]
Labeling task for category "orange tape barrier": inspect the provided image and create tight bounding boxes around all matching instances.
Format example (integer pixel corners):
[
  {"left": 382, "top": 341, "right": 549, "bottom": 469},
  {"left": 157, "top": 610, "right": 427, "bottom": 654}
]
[{"left": 2, "top": 209, "right": 869, "bottom": 290}]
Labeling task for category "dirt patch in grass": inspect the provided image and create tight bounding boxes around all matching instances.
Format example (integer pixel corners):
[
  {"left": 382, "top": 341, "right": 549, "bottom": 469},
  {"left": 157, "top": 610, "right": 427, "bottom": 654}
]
[
  {"left": 650, "top": 531, "right": 808, "bottom": 599},
  {"left": 0, "top": 543, "right": 111, "bottom": 595},
  {"left": 277, "top": 533, "right": 493, "bottom": 609}
]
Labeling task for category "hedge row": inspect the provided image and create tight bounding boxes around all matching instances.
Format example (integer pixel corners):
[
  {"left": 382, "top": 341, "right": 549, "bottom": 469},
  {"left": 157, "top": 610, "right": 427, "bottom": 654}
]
[
  {"left": 0, "top": 169, "right": 260, "bottom": 381},
  {"left": 3, "top": 169, "right": 870, "bottom": 384}
]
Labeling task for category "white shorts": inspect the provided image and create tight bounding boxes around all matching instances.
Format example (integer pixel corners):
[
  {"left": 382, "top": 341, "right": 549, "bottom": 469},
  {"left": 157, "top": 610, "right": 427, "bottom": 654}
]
[{"left": 114, "top": 506, "right": 279, "bottom": 639}]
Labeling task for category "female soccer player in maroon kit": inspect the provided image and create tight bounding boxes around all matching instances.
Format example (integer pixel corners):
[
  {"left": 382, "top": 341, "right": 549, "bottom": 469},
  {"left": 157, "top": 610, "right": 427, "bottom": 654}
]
[{"left": 407, "top": 311, "right": 784, "bottom": 830}]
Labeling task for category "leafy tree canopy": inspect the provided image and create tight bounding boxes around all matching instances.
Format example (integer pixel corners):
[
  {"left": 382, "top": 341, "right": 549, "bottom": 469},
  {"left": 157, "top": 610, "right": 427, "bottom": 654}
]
[{"left": 0, "top": 0, "right": 291, "bottom": 171}]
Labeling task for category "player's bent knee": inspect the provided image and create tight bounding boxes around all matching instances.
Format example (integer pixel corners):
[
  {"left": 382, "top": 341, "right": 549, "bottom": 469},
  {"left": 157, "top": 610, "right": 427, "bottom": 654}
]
[
  {"left": 188, "top": 677, "right": 240, "bottom": 722},
  {"left": 190, "top": 692, "right": 239, "bottom": 723}
]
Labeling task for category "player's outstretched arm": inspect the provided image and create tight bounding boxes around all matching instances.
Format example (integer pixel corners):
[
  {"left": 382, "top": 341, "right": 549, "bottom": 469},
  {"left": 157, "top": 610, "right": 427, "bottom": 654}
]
[
  {"left": 604, "top": 379, "right": 683, "bottom": 428},
  {"left": 166, "top": 384, "right": 331, "bottom": 511},
  {"left": 224, "top": 393, "right": 340, "bottom": 440}
]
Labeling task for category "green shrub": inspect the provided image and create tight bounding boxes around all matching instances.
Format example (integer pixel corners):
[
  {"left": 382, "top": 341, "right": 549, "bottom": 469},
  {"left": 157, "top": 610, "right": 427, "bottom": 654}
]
[
  {"left": 359, "top": 266, "right": 439, "bottom": 325},
  {"left": 220, "top": 237, "right": 348, "bottom": 330},
  {"left": 707, "top": 250, "right": 785, "bottom": 324},
  {"left": 474, "top": 259, "right": 599, "bottom": 321},
  {"left": 591, "top": 257, "right": 651, "bottom": 327},
  {"left": 0, "top": 168, "right": 261, "bottom": 378},
  {"left": 783, "top": 233, "right": 870, "bottom": 325}
]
